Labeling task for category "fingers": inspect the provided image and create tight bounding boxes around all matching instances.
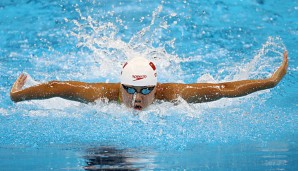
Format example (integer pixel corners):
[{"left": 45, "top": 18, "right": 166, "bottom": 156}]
[
  {"left": 283, "top": 50, "right": 288, "bottom": 70},
  {"left": 12, "top": 73, "right": 28, "bottom": 92},
  {"left": 271, "top": 51, "right": 289, "bottom": 82},
  {"left": 284, "top": 50, "right": 288, "bottom": 56},
  {"left": 18, "top": 73, "right": 27, "bottom": 84},
  {"left": 283, "top": 50, "right": 288, "bottom": 61},
  {"left": 18, "top": 74, "right": 27, "bottom": 88}
]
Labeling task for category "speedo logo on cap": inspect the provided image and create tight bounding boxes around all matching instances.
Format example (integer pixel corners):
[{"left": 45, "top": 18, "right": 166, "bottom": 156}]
[{"left": 132, "top": 75, "right": 147, "bottom": 81}]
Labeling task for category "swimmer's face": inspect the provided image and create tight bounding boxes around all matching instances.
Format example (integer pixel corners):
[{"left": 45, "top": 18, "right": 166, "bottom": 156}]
[{"left": 120, "top": 84, "right": 156, "bottom": 110}]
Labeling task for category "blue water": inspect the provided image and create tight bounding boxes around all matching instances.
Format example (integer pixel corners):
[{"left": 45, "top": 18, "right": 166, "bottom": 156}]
[{"left": 1, "top": 0, "right": 297, "bottom": 170}]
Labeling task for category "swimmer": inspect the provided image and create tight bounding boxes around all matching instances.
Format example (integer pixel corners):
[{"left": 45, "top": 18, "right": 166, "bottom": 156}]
[{"left": 10, "top": 51, "right": 288, "bottom": 110}]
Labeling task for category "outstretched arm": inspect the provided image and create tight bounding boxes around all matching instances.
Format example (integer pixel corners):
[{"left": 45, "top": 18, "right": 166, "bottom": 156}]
[
  {"left": 10, "top": 74, "right": 120, "bottom": 103},
  {"left": 157, "top": 51, "right": 288, "bottom": 103}
]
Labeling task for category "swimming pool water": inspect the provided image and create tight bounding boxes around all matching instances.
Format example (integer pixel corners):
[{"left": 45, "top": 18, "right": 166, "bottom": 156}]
[{"left": 0, "top": 0, "right": 297, "bottom": 170}]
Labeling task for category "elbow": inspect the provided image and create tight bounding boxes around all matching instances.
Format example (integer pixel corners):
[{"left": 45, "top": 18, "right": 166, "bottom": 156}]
[
  {"left": 219, "top": 84, "right": 236, "bottom": 97},
  {"left": 47, "top": 81, "right": 75, "bottom": 97},
  {"left": 47, "top": 81, "right": 64, "bottom": 94},
  {"left": 48, "top": 81, "right": 60, "bottom": 87},
  {"left": 267, "top": 78, "right": 278, "bottom": 88}
]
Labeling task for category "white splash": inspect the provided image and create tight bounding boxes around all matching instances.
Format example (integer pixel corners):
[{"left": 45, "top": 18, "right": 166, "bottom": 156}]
[
  {"left": 20, "top": 5, "right": 287, "bottom": 120},
  {"left": 68, "top": 5, "right": 183, "bottom": 83},
  {"left": 233, "top": 36, "right": 286, "bottom": 81}
]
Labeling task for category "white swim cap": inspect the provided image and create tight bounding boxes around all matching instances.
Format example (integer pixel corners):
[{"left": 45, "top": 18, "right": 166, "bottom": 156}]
[{"left": 120, "top": 57, "right": 157, "bottom": 86}]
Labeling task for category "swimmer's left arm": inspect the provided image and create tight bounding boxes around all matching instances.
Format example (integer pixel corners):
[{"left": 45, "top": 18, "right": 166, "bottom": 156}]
[
  {"left": 186, "top": 51, "right": 288, "bottom": 102},
  {"left": 158, "top": 51, "right": 288, "bottom": 103}
]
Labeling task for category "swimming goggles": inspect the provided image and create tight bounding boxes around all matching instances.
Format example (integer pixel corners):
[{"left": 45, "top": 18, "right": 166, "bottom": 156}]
[{"left": 122, "top": 84, "right": 155, "bottom": 95}]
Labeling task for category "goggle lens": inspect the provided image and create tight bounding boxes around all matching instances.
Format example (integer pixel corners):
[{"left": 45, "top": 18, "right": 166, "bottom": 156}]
[
  {"left": 141, "top": 88, "right": 152, "bottom": 95},
  {"left": 127, "top": 87, "right": 136, "bottom": 94},
  {"left": 122, "top": 85, "right": 155, "bottom": 95}
]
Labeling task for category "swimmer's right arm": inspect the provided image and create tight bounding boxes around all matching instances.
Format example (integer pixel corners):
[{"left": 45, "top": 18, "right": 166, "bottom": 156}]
[{"left": 10, "top": 74, "right": 120, "bottom": 103}]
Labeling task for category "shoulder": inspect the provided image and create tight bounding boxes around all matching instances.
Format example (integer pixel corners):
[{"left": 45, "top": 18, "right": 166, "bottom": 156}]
[
  {"left": 156, "top": 83, "right": 184, "bottom": 90},
  {"left": 91, "top": 83, "right": 120, "bottom": 94},
  {"left": 155, "top": 83, "right": 185, "bottom": 101},
  {"left": 82, "top": 82, "right": 121, "bottom": 102},
  {"left": 92, "top": 82, "right": 120, "bottom": 88}
]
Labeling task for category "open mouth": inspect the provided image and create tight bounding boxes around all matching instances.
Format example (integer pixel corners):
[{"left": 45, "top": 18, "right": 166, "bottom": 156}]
[{"left": 134, "top": 105, "right": 143, "bottom": 110}]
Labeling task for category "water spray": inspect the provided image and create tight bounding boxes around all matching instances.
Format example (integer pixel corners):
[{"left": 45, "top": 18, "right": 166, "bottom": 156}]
[{"left": 131, "top": 92, "right": 137, "bottom": 107}]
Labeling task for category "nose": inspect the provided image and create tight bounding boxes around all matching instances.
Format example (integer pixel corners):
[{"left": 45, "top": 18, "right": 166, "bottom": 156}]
[{"left": 134, "top": 93, "right": 142, "bottom": 103}]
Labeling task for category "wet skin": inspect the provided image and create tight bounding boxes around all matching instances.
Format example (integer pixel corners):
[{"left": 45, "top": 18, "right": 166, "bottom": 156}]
[
  {"left": 10, "top": 51, "right": 288, "bottom": 110},
  {"left": 120, "top": 85, "right": 156, "bottom": 110}
]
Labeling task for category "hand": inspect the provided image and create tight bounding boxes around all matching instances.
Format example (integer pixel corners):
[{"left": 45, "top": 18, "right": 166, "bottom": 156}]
[
  {"left": 11, "top": 73, "right": 28, "bottom": 93},
  {"left": 270, "top": 51, "right": 288, "bottom": 85}
]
